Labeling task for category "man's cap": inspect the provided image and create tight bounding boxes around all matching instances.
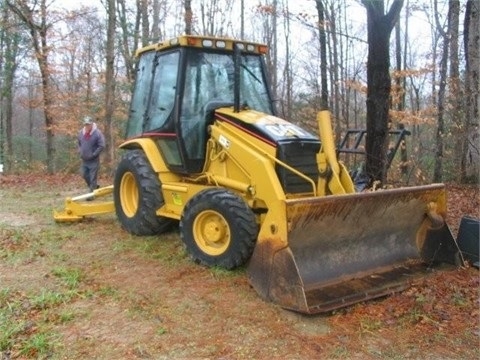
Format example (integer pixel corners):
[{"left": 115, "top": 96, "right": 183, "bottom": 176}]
[{"left": 83, "top": 116, "right": 93, "bottom": 125}]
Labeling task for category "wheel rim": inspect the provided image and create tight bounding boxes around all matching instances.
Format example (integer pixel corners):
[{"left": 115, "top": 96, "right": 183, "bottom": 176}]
[
  {"left": 120, "top": 172, "right": 139, "bottom": 218},
  {"left": 193, "top": 210, "right": 231, "bottom": 256}
]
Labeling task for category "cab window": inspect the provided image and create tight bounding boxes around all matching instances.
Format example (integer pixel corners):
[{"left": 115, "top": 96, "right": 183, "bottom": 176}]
[
  {"left": 126, "top": 51, "right": 155, "bottom": 138},
  {"left": 146, "top": 51, "right": 180, "bottom": 132}
]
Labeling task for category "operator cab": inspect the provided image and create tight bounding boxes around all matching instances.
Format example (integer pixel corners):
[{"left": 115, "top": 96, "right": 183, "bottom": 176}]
[{"left": 125, "top": 36, "right": 275, "bottom": 174}]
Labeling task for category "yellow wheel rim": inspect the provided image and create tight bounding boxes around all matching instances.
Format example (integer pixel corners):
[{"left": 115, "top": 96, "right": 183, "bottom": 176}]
[
  {"left": 120, "top": 172, "right": 139, "bottom": 218},
  {"left": 193, "top": 210, "right": 230, "bottom": 256}
]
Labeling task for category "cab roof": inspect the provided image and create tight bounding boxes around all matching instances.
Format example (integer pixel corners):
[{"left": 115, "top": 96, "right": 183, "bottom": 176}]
[{"left": 135, "top": 35, "right": 268, "bottom": 58}]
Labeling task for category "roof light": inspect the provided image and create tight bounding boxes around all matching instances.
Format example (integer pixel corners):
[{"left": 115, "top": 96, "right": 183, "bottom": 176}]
[
  {"left": 187, "top": 37, "right": 198, "bottom": 46},
  {"left": 169, "top": 38, "right": 179, "bottom": 46},
  {"left": 258, "top": 45, "right": 268, "bottom": 54},
  {"left": 247, "top": 44, "right": 255, "bottom": 52},
  {"left": 216, "top": 40, "right": 226, "bottom": 48},
  {"left": 202, "top": 39, "right": 213, "bottom": 47},
  {"left": 235, "top": 43, "right": 245, "bottom": 50}
]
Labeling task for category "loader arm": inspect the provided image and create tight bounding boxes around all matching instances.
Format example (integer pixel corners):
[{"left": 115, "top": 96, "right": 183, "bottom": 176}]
[{"left": 316, "top": 111, "right": 355, "bottom": 196}]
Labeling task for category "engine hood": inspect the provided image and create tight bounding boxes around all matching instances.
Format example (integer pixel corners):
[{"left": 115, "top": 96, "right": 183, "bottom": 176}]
[{"left": 214, "top": 108, "right": 320, "bottom": 146}]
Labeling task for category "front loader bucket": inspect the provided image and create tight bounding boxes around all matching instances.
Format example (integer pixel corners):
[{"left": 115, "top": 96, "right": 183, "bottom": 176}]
[{"left": 247, "top": 184, "right": 461, "bottom": 314}]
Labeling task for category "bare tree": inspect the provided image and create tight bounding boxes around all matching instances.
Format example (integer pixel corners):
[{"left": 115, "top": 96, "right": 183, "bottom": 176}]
[
  {"left": 281, "top": 0, "right": 292, "bottom": 119},
  {"left": 104, "top": 0, "right": 116, "bottom": 166},
  {"left": 463, "top": 0, "right": 479, "bottom": 182},
  {"left": 255, "top": 3, "right": 278, "bottom": 106},
  {"left": 7, "top": 0, "right": 57, "bottom": 173},
  {"left": 315, "top": 0, "right": 329, "bottom": 110},
  {"left": 184, "top": 0, "right": 192, "bottom": 35},
  {"left": 151, "top": 0, "right": 161, "bottom": 40},
  {"left": 327, "top": 1, "right": 341, "bottom": 126},
  {"left": 140, "top": 0, "right": 149, "bottom": 46},
  {"left": 447, "top": 1, "right": 462, "bottom": 181},
  {"left": 432, "top": 0, "right": 455, "bottom": 182},
  {"left": 116, "top": 0, "right": 139, "bottom": 82},
  {"left": 361, "top": 0, "right": 404, "bottom": 185},
  {"left": 0, "top": 4, "right": 21, "bottom": 172},
  {"left": 199, "top": 0, "right": 234, "bottom": 36}
]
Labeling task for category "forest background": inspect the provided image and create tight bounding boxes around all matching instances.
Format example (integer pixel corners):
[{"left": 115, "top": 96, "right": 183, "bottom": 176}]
[{"left": 0, "top": 0, "right": 478, "bottom": 186}]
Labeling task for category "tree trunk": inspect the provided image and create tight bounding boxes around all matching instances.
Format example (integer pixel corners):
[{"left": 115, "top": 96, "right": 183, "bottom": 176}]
[
  {"left": 104, "top": 0, "right": 116, "bottom": 167},
  {"left": 328, "top": 3, "right": 340, "bottom": 127},
  {"left": 140, "top": 0, "right": 149, "bottom": 46},
  {"left": 463, "top": 0, "right": 480, "bottom": 182},
  {"left": 8, "top": 0, "right": 56, "bottom": 173},
  {"left": 240, "top": 0, "right": 244, "bottom": 39},
  {"left": 400, "top": 0, "right": 409, "bottom": 175},
  {"left": 151, "top": 0, "right": 161, "bottom": 41},
  {"left": 362, "top": 0, "right": 404, "bottom": 185},
  {"left": 282, "top": 1, "right": 292, "bottom": 119},
  {"left": 315, "top": 0, "right": 329, "bottom": 110},
  {"left": 117, "top": 0, "right": 136, "bottom": 83},
  {"left": 184, "top": 0, "right": 192, "bottom": 35},
  {"left": 272, "top": 0, "right": 278, "bottom": 105},
  {"left": 0, "top": 6, "right": 19, "bottom": 173},
  {"left": 448, "top": 1, "right": 462, "bottom": 182},
  {"left": 433, "top": 0, "right": 453, "bottom": 182}
]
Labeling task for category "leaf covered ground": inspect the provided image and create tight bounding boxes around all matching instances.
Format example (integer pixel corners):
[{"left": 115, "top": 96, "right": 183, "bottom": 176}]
[{"left": 0, "top": 174, "right": 478, "bottom": 359}]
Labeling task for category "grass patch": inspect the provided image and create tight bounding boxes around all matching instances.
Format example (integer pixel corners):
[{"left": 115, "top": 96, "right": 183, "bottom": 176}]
[
  {"left": 31, "top": 290, "right": 71, "bottom": 310},
  {"left": 209, "top": 265, "right": 245, "bottom": 279},
  {"left": 112, "top": 231, "right": 188, "bottom": 265},
  {"left": 0, "top": 287, "right": 74, "bottom": 356},
  {"left": 52, "top": 267, "right": 83, "bottom": 289},
  {"left": 328, "top": 345, "right": 350, "bottom": 359},
  {"left": 19, "top": 331, "right": 58, "bottom": 359},
  {"left": 359, "top": 316, "right": 383, "bottom": 333},
  {"left": 0, "top": 227, "right": 34, "bottom": 261},
  {"left": 0, "top": 225, "right": 73, "bottom": 265}
]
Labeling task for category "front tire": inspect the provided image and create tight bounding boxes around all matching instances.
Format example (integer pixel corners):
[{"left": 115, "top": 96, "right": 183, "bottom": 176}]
[
  {"left": 114, "top": 149, "right": 173, "bottom": 235},
  {"left": 180, "top": 188, "right": 258, "bottom": 269}
]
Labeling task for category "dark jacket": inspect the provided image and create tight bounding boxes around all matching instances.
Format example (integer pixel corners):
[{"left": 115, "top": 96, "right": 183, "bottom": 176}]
[{"left": 78, "top": 123, "right": 105, "bottom": 162}]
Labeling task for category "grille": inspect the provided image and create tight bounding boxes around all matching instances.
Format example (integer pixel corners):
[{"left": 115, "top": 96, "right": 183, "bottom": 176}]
[{"left": 276, "top": 140, "right": 320, "bottom": 194}]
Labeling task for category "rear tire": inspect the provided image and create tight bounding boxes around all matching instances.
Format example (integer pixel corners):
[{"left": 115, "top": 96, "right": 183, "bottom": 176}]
[
  {"left": 114, "top": 149, "right": 173, "bottom": 235},
  {"left": 180, "top": 188, "right": 258, "bottom": 269}
]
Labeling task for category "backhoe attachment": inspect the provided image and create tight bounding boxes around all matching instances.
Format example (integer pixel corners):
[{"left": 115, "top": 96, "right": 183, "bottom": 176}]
[{"left": 53, "top": 185, "right": 114, "bottom": 222}]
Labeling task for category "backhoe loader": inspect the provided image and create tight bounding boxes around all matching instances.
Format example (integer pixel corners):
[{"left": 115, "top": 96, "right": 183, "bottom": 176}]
[{"left": 54, "top": 35, "right": 461, "bottom": 314}]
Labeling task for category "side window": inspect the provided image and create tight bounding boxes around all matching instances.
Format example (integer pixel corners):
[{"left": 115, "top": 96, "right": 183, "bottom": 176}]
[
  {"left": 146, "top": 51, "right": 180, "bottom": 131},
  {"left": 240, "top": 55, "right": 273, "bottom": 115},
  {"left": 126, "top": 51, "right": 155, "bottom": 138}
]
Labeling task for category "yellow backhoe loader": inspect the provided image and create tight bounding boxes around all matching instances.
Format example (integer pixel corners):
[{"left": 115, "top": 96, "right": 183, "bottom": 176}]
[{"left": 54, "top": 35, "right": 461, "bottom": 314}]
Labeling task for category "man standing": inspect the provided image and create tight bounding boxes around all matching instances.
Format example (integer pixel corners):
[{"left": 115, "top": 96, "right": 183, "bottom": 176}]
[{"left": 78, "top": 116, "right": 105, "bottom": 193}]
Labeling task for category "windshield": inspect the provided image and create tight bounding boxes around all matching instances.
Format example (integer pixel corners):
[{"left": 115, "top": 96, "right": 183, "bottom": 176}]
[
  {"left": 180, "top": 49, "right": 274, "bottom": 160},
  {"left": 182, "top": 50, "right": 273, "bottom": 116}
]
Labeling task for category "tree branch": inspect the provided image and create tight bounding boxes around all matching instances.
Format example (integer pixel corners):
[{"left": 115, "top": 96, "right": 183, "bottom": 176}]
[{"left": 385, "top": 0, "right": 405, "bottom": 30}]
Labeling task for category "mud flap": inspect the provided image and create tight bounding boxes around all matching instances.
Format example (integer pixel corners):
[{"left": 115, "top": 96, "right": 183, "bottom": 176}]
[{"left": 247, "top": 184, "right": 461, "bottom": 314}]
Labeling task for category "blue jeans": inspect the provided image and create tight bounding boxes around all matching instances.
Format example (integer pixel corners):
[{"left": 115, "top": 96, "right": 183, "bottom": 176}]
[{"left": 81, "top": 160, "right": 100, "bottom": 192}]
